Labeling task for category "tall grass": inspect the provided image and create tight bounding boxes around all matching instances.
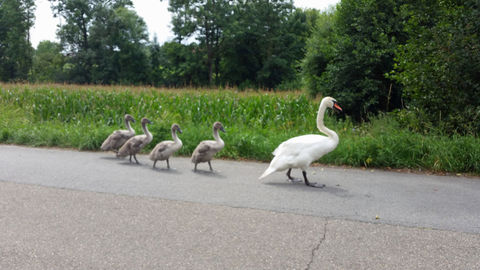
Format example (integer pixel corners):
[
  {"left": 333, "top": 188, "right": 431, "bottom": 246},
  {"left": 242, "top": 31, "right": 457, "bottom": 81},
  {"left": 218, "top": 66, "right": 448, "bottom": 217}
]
[{"left": 1, "top": 83, "right": 479, "bottom": 174}]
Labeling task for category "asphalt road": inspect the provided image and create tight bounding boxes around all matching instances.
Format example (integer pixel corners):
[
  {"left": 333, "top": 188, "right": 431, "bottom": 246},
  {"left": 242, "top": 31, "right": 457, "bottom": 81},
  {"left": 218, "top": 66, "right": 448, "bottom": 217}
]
[
  {"left": 1, "top": 144, "right": 479, "bottom": 233},
  {"left": 1, "top": 144, "right": 480, "bottom": 269}
]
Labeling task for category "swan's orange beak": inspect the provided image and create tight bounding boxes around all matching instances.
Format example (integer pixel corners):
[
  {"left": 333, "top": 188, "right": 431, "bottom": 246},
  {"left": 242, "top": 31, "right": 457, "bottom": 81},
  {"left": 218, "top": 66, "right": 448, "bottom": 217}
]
[{"left": 333, "top": 102, "right": 343, "bottom": 112}]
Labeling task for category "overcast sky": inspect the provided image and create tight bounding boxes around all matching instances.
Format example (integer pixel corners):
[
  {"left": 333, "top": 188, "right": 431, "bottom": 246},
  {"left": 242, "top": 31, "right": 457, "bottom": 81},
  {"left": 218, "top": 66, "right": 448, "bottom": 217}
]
[{"left": 31, "top": 0, "right": 340, "bottom": 48}]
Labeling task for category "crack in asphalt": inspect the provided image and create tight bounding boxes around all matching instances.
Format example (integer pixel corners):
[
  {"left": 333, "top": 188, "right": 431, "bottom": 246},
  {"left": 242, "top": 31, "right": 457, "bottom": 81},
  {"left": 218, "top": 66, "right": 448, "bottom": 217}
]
[{"left": 305, "top": 218, "right": 328, "bottom": 270}]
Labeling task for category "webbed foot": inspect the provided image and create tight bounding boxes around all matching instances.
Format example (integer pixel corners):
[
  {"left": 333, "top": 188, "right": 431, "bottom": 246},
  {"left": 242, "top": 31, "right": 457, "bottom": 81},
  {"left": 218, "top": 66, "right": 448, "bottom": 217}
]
[
  {"left": 303, "top": 170, "right": 325, "bottom": 188},
  {"left": 305, "top": 182, "right": 326, "bottom": 188}
]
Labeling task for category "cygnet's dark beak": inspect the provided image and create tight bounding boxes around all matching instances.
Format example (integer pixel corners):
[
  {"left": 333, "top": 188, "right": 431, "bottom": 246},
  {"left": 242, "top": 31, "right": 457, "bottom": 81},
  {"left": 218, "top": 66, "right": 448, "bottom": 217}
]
[
  {"left": 220, "top": 126, "right": 226, "bottom": 133},
  {"left": 178, "top": 128, "right": 183, "bottom": 134}
]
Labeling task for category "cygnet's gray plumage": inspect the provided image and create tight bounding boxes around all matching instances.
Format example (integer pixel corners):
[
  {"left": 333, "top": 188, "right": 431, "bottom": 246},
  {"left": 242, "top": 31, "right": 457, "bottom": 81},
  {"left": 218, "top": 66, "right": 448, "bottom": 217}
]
[
  {"left": 191, "top": 121, "right": 225, "bottom": 171},
  {"left": 117, "top": 117, "right": 153, "bottom": 164},
  {"left": 149, "top": 123, "right": 183, "bottom": 169},
  {"left": 100, "top": 114, "right": 135, "bottom": 152}
]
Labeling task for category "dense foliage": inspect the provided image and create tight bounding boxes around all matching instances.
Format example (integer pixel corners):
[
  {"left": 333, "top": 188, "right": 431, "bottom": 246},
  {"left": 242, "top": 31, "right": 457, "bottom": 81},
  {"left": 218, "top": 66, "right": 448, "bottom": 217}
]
[
  {"left": 0, "top": 0, "right": 35, "bottom": 81},
  {"left": 303, "top": 0, "right": 407, "bottom": 120},
  {"left": 167, "top": 0, "right": 311, "bottom": 88},
  {"left": 301, "top": 8, "right": 336, "bottom": 97},
  {"left": 1, "top": 84, "right": 479, "bottom": 174},
  {"left": 31, "top": 41, "right": 66, "bottom": 82},
  {"left": 49, "top": 0, "right": 150, "bottom": 84},
  {"left": 169, "top": 0, "right": 233, "bottom": 85},
  {"left": 301, "top": 0, "right": 479, "bottom": 133},
  {"left": 219, "top": 1, "right": 309, "bottom": 89},
  {"left": 0, "top": 0, "right": 479, "bottom": 134},
  {"left": 392, "top": 0, "right": 480, "bottom": 135}
]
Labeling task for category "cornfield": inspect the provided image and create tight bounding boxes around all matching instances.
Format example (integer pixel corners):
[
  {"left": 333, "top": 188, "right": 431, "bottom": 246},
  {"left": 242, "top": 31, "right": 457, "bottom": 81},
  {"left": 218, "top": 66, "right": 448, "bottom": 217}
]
[{"left": 0, "top": 84, "right": 320, "bottom": 132}]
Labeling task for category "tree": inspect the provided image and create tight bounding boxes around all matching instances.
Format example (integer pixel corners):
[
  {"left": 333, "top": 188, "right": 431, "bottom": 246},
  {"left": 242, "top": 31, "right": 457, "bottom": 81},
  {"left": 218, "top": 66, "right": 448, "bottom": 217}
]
[
  {"left": 49, "top": 0, "right": 149, "bottom": 84},
  {"left": 148, "top": 35, "right": 163, "bottom": 86},
  {"left": 169, "top": 0, "right": 233, "bottom": 85},
  {"left": 304, "top": 0, "right": 408, "bottom": 120},
  {"left": 393, "top": 0, "right": 480, "bottom": 134},
  {"left": 256, "top": 6, "right": 310, "bottom": 89},
  {"left": 31, "top": 41, "right": 66, "bottom": 82},
  {"left": 49, "top": 0, "right": 98, "bottom": 83},
  {"left": 301, "top": 8, "right": 336, "bottom": 95},
  {"left": 220, "top": 0, "right": 307, "bottom": 89},
  {"left": 155, "top": 41, "right": 208, "bottom": 87},
  {"left": 89, "top": 5, "right": 150, "bottom": 84},
  {"left": 0, "top": 0, "right": 35, "bottom": 81}
]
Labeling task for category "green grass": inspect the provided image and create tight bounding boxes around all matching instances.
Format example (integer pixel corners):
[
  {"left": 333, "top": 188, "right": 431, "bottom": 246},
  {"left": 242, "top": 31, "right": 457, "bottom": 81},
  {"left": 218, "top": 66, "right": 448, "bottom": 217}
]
[{"left": 1, "top": 83, "right": 479, "bottom": 174}]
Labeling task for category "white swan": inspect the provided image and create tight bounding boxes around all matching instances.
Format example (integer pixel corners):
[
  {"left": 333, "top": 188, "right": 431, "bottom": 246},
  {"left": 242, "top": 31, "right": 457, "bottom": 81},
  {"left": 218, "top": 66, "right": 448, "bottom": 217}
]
[
  {"left": 100, "top": 114, "right": 135, "bottom": 153},
  {"left": 149, "top": 123, "right": 183, "bottom": 169},
  {"left": 259, "top": 97, "right": 342, "bottom": 188},
  {"left": 191, "top": 121, "right": 225, "bottom": 171},
  {"left": 117, "top": 117, "right": 153, "bottom": 164}
]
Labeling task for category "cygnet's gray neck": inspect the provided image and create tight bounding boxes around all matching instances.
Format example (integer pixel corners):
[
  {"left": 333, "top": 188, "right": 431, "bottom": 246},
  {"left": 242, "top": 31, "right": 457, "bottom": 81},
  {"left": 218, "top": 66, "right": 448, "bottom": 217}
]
[
  {"left": 213, "top": 128, "right": 224, "bottom": 145},
  {"left": 142, "top": 123, "right": 152, "bottom": 139},
  {"left": 172, "top": 129, "right": 180, "bottom": 143},
  {"left": 126, "top": 119, "right": 134, "bottom": 132}
]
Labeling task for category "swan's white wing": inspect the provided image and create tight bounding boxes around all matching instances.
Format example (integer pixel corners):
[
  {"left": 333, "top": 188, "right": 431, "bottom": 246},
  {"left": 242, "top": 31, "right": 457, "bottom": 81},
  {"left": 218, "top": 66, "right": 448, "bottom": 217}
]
[{"left": 270, "top": 135, "right": 337, "bottom": 171}]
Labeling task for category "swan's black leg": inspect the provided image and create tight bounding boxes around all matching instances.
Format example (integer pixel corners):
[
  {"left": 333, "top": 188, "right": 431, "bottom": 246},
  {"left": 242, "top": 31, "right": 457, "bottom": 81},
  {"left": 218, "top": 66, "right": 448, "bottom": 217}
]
[
  {"left": 286, "top": 168, "right": 302, "bottom": 183},
  {"left": 303, "top": 171, "right": 325, "bottom": 188},
  {"left": 208, "top": 161, "right": 213, "bottom": 171},
  {"left": 153, "top": 160, "right": 157, "bottom": 168},
  {"left": 194, "top": 163, "right": 198, "bottom": 171},
  {"left": 133, "top": 154, "right": 139, "bottom": 164},
  {"left": 286, "top": 168, "right": 292, "bottom": 179},
  {"left": 129, "top": 155, "right": 132, "bottom": 163},
  {"left": 166, "top": 159, "right": 170, "bottom": 169}
]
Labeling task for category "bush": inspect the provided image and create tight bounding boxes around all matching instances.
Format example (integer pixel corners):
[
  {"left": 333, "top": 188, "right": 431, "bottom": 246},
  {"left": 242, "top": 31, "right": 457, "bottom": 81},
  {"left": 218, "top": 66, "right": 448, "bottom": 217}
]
[
  {"left": 302, "top": 0, "right": 407, "bottom": 120},
  {"left": 392, "top": 0, "right": 480, "bottom": 135}
]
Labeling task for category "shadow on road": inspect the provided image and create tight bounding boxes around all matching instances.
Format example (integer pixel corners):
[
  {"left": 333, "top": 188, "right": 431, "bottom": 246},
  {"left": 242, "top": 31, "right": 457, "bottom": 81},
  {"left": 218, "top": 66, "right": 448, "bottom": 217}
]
[
  {"left": 116, "top": 161, "right": 154, "bottom": 168},
  {"left": 99, "top": 156, "right": 119, "bottom": 160},
  {"left": 192, "top": 169, "right": 227, "bottom": 179},
  {"left": 264, "top": 181, "right": 351, "bottom": 197},
  {"left": 151, "top": 167, "right": 182, "bottom": 174}
]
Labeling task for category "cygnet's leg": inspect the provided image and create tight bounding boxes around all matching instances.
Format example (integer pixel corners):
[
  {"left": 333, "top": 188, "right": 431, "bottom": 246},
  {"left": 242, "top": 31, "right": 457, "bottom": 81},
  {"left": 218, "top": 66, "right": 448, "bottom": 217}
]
[
  {"left": 153, "top": 160, "right": 157, "bottom": 168},
  {"left": 194, "top": 162, "right": 198, "bottom": 171},
  {"left": 129, "top": 154, "right": 133, "bottom": 163},
  {"left": 133, "top": 154, "right": 140, "bottom": 164},
  {"left": 166, "top": 159, "right": 170, "bottom": 169},
  {"left": 286, "top": 168, "right": 302, "bottom": 183},
  {"left": 302, "top": 171, "right": 325, "bottom": 188},
  {"left": 208, "top": 161, "right": 213, "bottom": 171}
]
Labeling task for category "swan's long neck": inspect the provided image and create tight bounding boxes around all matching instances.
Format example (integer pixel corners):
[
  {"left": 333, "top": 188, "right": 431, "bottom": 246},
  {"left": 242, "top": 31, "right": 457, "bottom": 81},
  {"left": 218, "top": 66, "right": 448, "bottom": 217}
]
[
  {"left": 317, "top": 102, "right": 339, "bottom": 144},
  {"left": 142, "top": 122, "right": 152, "bottom": 139},
  {"left": 213, "top": 128, "right": 224, "bottom": 146},
  {"left": 125, "top": 118, "right": 134, "bottom": 133}
]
